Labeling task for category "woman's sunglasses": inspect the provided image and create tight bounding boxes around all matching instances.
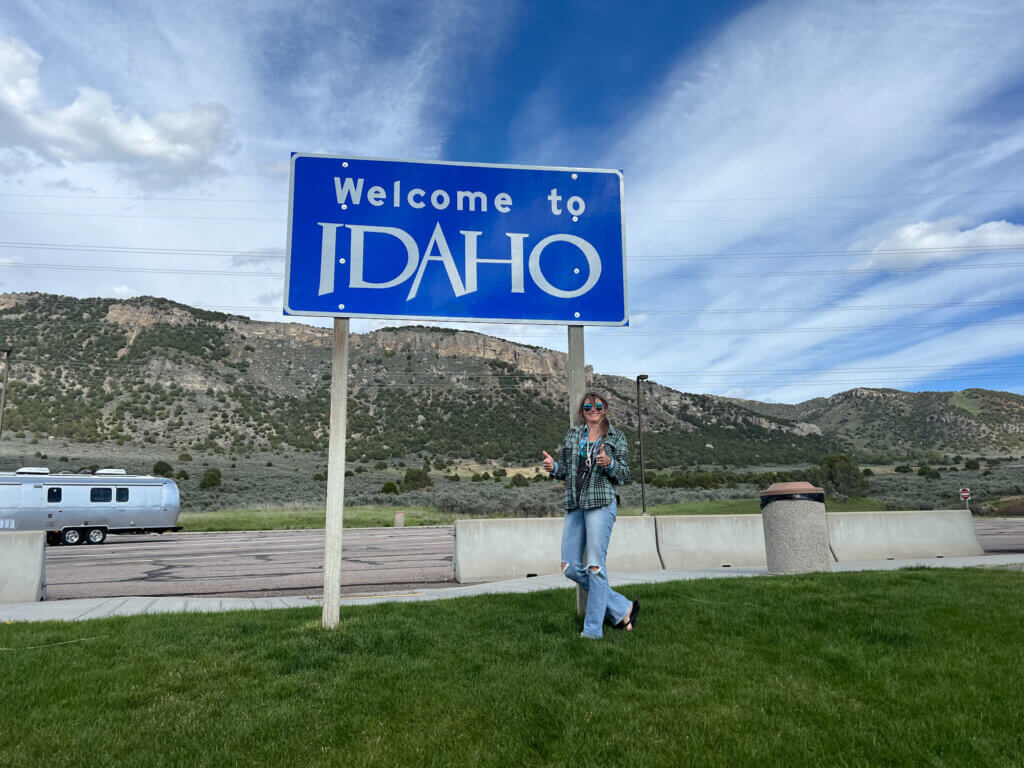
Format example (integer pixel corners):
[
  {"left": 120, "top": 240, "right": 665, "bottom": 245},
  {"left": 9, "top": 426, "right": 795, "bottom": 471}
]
[{"left": 583, "top": 403, "right": 605, "bottom": 411}]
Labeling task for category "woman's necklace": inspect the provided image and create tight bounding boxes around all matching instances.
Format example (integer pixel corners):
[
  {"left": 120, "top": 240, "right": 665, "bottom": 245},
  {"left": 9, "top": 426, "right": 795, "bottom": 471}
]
[{"left": 583, "top": 428, "right": 601, "bottom": 468}]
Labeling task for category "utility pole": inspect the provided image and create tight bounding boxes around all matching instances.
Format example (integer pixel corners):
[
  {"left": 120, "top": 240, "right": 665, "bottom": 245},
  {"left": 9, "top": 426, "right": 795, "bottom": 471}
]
[
  {"left": 0, "top": 347, "right": 11, "bottom": 441},
  {"left": 567, "top": 325, "right": 587, "bottom": 617},
  {"left": 636, "top": 374, "right": 648, "bottom": 516}
]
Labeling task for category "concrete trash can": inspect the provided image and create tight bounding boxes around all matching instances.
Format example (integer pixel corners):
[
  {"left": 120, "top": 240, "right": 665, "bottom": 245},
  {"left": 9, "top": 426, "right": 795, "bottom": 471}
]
[
  {"left": 393, "top": 511, "right": 405, "bottom": 528},
  {"left": 759, "top": 481, "right": 833, "bottom": 575}
]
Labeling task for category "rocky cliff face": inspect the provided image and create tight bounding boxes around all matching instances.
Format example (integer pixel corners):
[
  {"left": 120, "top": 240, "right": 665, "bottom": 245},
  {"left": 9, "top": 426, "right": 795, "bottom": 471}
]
[{"left": 6, "top": 291, "right": 1017, "bottom": 462}]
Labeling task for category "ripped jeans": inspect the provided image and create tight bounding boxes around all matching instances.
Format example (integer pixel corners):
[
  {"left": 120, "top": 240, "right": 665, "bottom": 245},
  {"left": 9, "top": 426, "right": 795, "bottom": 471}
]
[{"left": 560, "top": 501, "right": 633, "bottom": 638}]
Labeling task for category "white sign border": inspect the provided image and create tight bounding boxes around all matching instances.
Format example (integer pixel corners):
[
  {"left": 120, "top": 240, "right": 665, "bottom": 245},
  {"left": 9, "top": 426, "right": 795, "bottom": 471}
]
[{"left": 283, "top": 152, "right": 629, "bottom": 326}]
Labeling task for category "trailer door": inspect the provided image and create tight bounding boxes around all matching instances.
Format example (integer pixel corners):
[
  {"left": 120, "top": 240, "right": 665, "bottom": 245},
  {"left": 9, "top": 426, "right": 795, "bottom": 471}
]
[{"left": 0, "top": 482, "right": 18, "bottom": 529}]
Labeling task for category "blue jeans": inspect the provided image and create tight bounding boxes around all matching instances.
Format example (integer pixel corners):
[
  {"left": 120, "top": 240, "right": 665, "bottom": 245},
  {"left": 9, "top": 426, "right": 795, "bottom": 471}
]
[{"left": 560, "top": 501, "right": 633, "bottom": 638}]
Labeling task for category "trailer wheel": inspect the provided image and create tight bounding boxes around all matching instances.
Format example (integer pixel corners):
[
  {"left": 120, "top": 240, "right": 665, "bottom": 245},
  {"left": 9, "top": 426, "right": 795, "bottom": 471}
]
[
  {"left": 86, "top": 528, "right": 107, "bottom": 545},
  {"left": 61, "top": 528, "right": 83, "bottom": 545}
]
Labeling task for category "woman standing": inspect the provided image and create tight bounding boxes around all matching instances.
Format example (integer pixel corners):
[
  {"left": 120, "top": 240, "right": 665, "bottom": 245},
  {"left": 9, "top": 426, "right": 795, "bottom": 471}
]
[{"left": 542, "top": 392, "right": 639, "bottom": 639}]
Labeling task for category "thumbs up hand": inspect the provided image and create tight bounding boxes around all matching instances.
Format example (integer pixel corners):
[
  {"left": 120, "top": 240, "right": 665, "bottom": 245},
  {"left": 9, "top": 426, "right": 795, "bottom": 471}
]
[
  {"left": 541, "top": 450, "right": 554, "bottom": 473},
  {"left": 596, "top": 444, "right": 611, "bottom": 467}
]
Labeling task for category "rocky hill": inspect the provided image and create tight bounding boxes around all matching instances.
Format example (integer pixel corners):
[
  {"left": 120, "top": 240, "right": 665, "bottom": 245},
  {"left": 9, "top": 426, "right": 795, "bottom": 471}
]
[
  {"left": 729, "top": 387, "right": 1024, "bottom": 455},
  {"left": 0, "top": 292, "right": 838, "bottom": 468},
  {"left": 2, "top": 293, "right": 1022, "bottom": 468}
]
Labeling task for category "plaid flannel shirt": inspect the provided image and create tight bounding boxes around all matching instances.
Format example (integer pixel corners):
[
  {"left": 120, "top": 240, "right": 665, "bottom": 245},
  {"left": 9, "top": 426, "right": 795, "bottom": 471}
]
[{"left": 552, "top": 423, "right": 630, "bottom": 512}]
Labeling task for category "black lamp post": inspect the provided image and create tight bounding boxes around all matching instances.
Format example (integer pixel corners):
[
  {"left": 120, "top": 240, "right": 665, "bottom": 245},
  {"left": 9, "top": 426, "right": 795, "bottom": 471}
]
[
  {"left": 636, "top": 374, "right": 648, "bottom": 516},
  {"left": 0, "top": 347, "right": 10, "bottom": 441}
]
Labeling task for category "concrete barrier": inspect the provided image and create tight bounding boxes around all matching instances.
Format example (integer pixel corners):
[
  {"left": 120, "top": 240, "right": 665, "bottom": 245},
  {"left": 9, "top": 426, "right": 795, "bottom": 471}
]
[
  {"left": 655, "top": 514, "right": 767, "bottom": 569},
  {"left": 454, "top": 516, "right": 662, "bottom": 583},
  {"left": 827, "top": 510, "right": 983, "bottom": 561},
  {"left": 454, "top": 518, "right": 561, "bottom": 582},
  {"left": 0, "top": 531, "right": 46, "bottom": 602},
  {"left": 454, "top": 509, "right": 987, "bottom": 582}
]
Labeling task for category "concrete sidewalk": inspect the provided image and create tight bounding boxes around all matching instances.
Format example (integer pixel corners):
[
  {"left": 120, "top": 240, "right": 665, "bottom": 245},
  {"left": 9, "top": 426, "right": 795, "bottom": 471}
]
[{"left": 4, "top": 552, "right": 1024, "bottom": 623}]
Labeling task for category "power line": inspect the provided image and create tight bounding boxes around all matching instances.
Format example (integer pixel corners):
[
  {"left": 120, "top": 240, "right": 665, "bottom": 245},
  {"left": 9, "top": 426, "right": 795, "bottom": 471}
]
[
  {"left": 5, "top": 239, "right": 1024, "bottom": 263},
  {"left": 188, "top": 298, "right": 1024, "bottom": 316},
  {"left": 8, "top": 356, "right": 1024, "bottom": 377},
  {"left": 1, "top": 188, "right": 1022, "bottom": 204},
  {"left": 5, "top": 311, "right": 1024, "bottom": 337},
  {"left": 4, "top": 258, "right": 1024, "bottom": 281},
  {"left": 5, "top": 353, "right": 1024, "bottom": 378},
  {"left": 0, "top": 210, "right": 280, "bottom": 223}
]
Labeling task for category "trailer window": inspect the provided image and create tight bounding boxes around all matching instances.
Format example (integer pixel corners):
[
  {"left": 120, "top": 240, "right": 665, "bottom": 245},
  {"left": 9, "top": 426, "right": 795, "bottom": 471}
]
[
  {"left": 47, "top": 487, "right": 62, "bottom": 503},
  {"left": 116, "top": 487, "right": 129, "bottom": 502},
  {"left": 90, "top": 487, "right": 113, "bottom": 503}
]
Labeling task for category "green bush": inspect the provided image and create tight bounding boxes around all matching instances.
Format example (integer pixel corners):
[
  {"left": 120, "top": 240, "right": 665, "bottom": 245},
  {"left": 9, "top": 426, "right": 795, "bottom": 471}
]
[
  {"left": 178, "top": 453, "right": 193, "bottom": 462},
  {"left": 493, "top": 468, "right": 507, "bottom": 478},
  {"left": 508, "top": 474, "right": 529, "bottom": 488},
  {"left": 152, "top": 460, "right": 174, "bottom": 478},
  {"left": 375, "top": 461, "right": 388, "bottom": 470},
  {"left": 199, "top": 468, "right": 222, "bottom": 489},
  {"left": 917, "top": 465, "right": 941, "bottom": 480},
  {"left": 380, "top": 481, "right": 399, "bottom": 495},
  {"left": 176, "top": 470, "right": 189, "bottom": 480},
  {"left": 965, "top": 459, "right": 981, "bottom": 470},
  {"left": 895, "top": 465, "right": 912, "bottom": 473},
  {"left": 862, "top": 468, "right": 874, "bottom": 477},
  {"left": 816, "top": 455, "right": 870, "bottom": 497},
  {"left": 401, "top": 468, "right": 434, "bottom": 491}
]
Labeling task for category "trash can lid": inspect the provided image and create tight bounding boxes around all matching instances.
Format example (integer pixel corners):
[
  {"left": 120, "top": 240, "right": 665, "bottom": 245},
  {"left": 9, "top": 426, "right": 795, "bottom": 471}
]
[{"left": 759, "top": 481, "right": 825, "bottom": 509}]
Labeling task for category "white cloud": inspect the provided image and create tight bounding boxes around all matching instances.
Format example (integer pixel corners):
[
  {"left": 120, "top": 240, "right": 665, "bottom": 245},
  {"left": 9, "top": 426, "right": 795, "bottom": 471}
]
[
  {"left": 866, "top": 218, "right": 1024, "bottom": 267},
  {"left": 0, "top": 36, "right": 237, "bottom": 187}
]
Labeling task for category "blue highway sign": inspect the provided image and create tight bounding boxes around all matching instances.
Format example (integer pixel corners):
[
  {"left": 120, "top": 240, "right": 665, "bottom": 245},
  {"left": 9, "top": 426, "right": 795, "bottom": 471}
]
[{"left": 285, "top": 154, "right": 627, "bottom": 325}]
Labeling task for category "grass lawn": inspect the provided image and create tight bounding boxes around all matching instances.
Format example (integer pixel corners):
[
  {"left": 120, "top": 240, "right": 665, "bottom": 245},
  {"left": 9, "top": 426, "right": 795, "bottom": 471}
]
[
  {"left": 621, "top": 496, "right": 883, "bottom": 516},
  {"left": 181, "top": 498, "right": 890, "bottom": 532},
  {"left": 3, "top": 568, "right": 1024, "bottom": 767},
  {"left": 179, "top": 505, "right": 453, "bottom": 532}
]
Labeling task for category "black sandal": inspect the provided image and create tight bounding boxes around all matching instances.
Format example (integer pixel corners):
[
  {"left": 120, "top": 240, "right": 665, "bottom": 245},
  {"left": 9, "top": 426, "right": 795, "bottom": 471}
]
[
  {"left": 614, "top": 600, "right": 640, "bottom": 631},
  {"left": 628, "top": 599, "right": 640, "bottom": 630}
]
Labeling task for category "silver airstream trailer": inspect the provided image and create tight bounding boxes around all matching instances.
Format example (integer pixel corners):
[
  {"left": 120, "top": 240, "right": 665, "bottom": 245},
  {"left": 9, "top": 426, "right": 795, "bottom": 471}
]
[{"left": 0, "top": 467, "right": 181, "bottom": 545}]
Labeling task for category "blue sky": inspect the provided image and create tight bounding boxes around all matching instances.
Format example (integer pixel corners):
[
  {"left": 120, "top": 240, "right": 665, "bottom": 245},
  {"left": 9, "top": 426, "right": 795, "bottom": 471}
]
[{"left": 1, "top": 0, "right": 1023, "bottom": 403}]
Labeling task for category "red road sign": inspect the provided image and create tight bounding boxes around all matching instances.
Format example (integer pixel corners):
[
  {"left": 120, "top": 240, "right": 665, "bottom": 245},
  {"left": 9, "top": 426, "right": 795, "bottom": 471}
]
[{"left": 959, "top": 488, "right": 971, "bottom": 501}]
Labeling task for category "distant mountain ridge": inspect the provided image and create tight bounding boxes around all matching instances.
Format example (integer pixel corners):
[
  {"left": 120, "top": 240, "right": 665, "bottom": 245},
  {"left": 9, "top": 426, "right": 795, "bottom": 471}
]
[
  {"left": 1, "top": 292, "right": 1020, "bottom": 464},
  {"left": 728, "top": 387, "right": 1024, "bottom": 455}
]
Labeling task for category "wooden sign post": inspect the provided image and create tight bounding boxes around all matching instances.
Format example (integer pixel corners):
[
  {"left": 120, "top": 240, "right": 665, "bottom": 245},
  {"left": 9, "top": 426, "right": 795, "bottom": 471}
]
[
  {"left": 322, "top": 318, "right": 350, "bottom": 629},
  {"left": 567, "top": 325, "right": 587, "bottom": 617}
]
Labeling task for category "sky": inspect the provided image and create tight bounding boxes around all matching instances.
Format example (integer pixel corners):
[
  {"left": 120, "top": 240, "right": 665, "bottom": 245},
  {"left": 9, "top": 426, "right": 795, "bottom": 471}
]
[{"left": 1, "top": 0, "right": 1023, "bottom": 403}]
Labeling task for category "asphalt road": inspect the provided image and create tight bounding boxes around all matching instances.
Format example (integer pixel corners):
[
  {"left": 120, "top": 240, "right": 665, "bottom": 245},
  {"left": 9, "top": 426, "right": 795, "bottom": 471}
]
[
  {"left": 44, "top": 518, "right": 1024, "bottom": 600},
  {"left": 45, "top": 526, "right": 456, "bottom": 600}
]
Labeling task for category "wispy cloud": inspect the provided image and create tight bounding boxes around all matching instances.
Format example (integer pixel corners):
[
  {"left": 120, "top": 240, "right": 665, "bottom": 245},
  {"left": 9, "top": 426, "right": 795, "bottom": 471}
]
[{"left": 571, "top": 0, "right": 1024, "bottom": 401}]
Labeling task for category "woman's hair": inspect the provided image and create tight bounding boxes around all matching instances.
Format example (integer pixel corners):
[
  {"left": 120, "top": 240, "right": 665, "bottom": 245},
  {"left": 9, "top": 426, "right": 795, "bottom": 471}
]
[{"left": 577, "top": 392, "right": 610, "bottom": 437}]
